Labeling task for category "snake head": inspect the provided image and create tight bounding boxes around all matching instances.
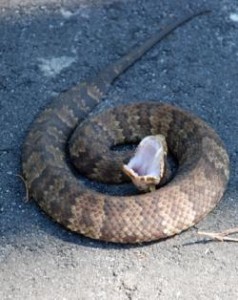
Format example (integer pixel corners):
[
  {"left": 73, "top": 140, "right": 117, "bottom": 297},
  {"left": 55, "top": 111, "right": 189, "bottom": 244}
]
[{"left": 122, "top": 134, "right": 167, "bottom": 192}]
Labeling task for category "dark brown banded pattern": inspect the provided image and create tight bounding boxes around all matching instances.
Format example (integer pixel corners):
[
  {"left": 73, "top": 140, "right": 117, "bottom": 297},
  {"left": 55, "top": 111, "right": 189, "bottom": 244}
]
[{"left": 22, "top": 9, "right": 229, "bottom": 243}]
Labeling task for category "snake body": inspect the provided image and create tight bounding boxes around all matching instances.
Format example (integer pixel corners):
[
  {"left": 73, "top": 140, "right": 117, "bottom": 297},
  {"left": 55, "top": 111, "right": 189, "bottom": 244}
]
[{"left": 22, "top": 9, "right": 229, "bottom": 243}]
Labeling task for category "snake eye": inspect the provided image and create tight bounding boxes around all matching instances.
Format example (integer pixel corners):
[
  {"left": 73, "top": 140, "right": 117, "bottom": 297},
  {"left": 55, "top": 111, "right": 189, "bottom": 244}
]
[{"left": 122, "top": 135, "right": 167, "bottom": 192}]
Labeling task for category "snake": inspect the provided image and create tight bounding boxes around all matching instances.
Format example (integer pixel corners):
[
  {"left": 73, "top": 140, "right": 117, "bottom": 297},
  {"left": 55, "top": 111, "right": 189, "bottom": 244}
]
[{"left": 22, "top": 8, "right": 229, "bottom": 243}]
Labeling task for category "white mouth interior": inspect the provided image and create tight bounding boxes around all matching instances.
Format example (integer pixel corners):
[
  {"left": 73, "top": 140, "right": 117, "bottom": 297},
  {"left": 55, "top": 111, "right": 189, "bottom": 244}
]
[
  {"left": 127, "top": 136, "right": 164, "bottom": 177},
  {"left": 122, "top": 135, "right": 167, "bottom": 191}
]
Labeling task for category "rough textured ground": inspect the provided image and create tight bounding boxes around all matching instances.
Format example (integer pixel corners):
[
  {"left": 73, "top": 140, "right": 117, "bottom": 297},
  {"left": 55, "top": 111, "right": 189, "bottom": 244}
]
[{"left": 0, "top": 0, "right": 238, "bottom": 299}]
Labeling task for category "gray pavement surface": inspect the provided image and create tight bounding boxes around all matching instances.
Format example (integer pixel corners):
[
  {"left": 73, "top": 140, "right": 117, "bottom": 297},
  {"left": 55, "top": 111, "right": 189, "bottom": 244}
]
[{"left": 1, "top": 0, "right": 238, "bottom": 299}]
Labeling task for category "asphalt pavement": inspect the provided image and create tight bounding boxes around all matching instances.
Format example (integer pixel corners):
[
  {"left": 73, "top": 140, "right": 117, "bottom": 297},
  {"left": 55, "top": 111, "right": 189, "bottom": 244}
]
[{"left": 1, "top": 0, "right": 238, "bottom": 299}]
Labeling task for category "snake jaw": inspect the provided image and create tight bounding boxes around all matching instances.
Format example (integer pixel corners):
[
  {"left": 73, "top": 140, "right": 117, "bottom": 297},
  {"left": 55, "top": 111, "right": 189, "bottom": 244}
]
[{"left": 122, "top": 135, "right": 167, "bottom": 192}]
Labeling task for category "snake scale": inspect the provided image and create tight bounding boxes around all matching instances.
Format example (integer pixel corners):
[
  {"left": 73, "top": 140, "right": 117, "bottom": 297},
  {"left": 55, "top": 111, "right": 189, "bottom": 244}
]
[{"left": 22, "top": 9, "right": 229, "bottom": 243}]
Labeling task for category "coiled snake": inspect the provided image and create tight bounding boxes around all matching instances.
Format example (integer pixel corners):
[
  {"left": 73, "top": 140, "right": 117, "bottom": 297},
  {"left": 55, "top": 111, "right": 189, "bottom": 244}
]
[{"left": 22, "top": 9, "right": 229, "bottom": 243}]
